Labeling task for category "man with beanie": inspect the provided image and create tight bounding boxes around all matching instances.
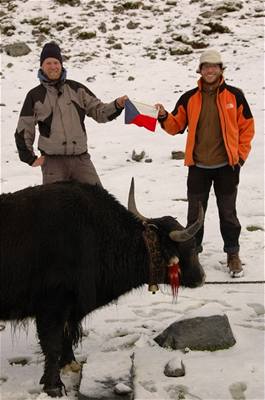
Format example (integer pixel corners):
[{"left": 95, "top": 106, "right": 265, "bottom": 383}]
[
  {"left": 155, "top": 49, "right": 255, "bottom": 278},
  {"left": 15, "top": 42, "right": 128, "bottom": 185}
]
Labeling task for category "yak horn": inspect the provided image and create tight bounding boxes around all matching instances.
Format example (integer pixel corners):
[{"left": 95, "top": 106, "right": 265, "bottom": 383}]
[
  {"left": 128, "top": 178, "right": 147, "bottom": 222},
  {"left": 169, "top": 203, "right": 204, "bottom": 242}
]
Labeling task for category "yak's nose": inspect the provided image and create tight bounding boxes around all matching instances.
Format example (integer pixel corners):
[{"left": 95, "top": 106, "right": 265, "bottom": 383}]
[{"left": 181, "top": 262, "right": 205, "bottom": 288}]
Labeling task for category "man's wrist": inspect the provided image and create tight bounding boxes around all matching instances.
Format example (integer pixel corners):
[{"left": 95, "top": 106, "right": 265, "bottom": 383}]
[
  {"left": 115, "top": 99, "right": 124, "bottom": 110},
  {"left": 158, "top": 111, "right": 168, "bottom": 121},
  {"left": 29, "top": 155, "right": 38, "bottom": 166}
]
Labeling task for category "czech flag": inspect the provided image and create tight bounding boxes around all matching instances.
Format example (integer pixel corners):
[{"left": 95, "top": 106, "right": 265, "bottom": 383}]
[{"left": 125, "top": 99, "right": 158, "bottom": 132}]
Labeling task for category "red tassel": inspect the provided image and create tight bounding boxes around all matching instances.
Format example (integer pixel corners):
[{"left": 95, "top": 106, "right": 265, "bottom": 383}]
[{"left": 168, "top": 263, "right": 180, "bottom": 300}]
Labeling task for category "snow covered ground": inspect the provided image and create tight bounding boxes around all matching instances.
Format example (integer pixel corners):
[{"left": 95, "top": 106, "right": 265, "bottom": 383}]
[{"left": 0, "top": 0, "right": 264, "bottom": 399}]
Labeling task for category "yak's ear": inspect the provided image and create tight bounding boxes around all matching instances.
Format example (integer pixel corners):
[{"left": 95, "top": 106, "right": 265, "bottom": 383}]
[
  {"left": 143, "top": 222, "right": 158, "bottom": 230},
  {"left": 128, "top": 177, "right": 148, "bottom": 222}
]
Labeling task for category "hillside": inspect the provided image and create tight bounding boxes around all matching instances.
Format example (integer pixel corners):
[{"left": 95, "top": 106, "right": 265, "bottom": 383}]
[{"left": 0, "top": 1, "right": 264, "bottom": 400}]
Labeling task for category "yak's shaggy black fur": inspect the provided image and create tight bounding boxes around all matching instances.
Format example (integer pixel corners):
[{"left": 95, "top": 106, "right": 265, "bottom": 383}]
[{"left": 0, "top": 181, "right": 204, "bottom": 397}]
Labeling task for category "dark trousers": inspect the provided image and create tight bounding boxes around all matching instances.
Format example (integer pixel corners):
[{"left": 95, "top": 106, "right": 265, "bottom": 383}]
[{"left": 187, "top": 165, "right": 241, "bottom": 254}]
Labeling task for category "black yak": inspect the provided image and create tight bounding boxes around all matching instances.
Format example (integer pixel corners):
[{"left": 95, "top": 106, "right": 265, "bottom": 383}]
[{"left": 0, "top": 179, "right": 204, "bottom": 397}]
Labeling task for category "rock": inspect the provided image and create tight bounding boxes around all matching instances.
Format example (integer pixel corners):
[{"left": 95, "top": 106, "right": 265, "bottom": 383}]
[
  {"left": 171, "top": 33, "right": 190, "bottom": 44},
  {"left": 164, "top": 357, "right": 185, "bottom": 377},
  {"left": 28, "top": 17, "right": 47, "bottom": 26},
  {"left": 132, "top": 150, "right": 145, "bottom": 162},
  {"left": 215, "top": 1, "right": 243, "bottom": 13},
  {"left": 55, "top": 0, "right": 80, "bottom": 5},
  {"left": 171, "top": 150, "right": 185, "bottom": 160},
  {"left": 246, "top": 225, "right": 263, "bottom": 232},
  {"left": 190, "top": 39, "right": 209, "bottom": 49},
  {"left": 5, "top": 42, "right": 31, "bottom": 57},
  {"left": 69, "top": 26, "right": 82, "bottom": 35},
  {"left": 113, "top": 5, "right": 125, "bottom": 14},
  {"left": 172, "top": 198, "right": 188, "bottom": 202},
  {"left": 98, "top": 22, "right": 107, "bottom": 33},
  {"left": 247, "top": 303, "right": 265, "bottom": 316},
  {"left": 107, "top": 35, "right": 116, "bottom": 45},
  {"left": 36, "top": 35, "right": 47, "bottom": 46},
  {"left": 169, "top": 44, "right": 192, "bottom": 56},
  {"left": 127, "top": 21, "right": 140, "bottom": 29},
  {"left": 171, "top": 33, "right": 208, "bottom": 49},
  {"left": 112, "top": 43, "right": 122, "bottom": 50},
  {"left": 77, "top": 31, "right": 96, "bottom": 40},
  {"left": 147, "top": 53, "right": 157, "bottom": 59},
  {"left": 253, "top": 13, "right": 265, "bottom": 18},
  {"left": 114, "top": 383, "right": 133, "bottom": 395},
  {"left": 86, "top": 76, "right": 96, "bottom": 82},
  {"left": 55, "top": 21, "right": 71, "bottom": 31},
  {"left": 200, "top": 11, "right": 213, "bottom": 18},
  {"left": 229, "top": 382, "right": 247, "bottom": 400},
  {"left": 1, "top": 24, "right": 16, "bottom": 36},
  {"left": 154, "top": 314, "right": 236, "bottom": 351},
  {"left": 123, "top": 2, "right": 143, "bottom": 10},
  {"left": 203, "top": 22, "right": 231, "bottom": 35},
  {"left": 8, "top": 357, "right": 31, "bottom": 366}
]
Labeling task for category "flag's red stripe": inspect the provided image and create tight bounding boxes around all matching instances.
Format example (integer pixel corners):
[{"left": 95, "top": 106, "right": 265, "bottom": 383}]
[{"left": 130, "top": 114, "right": 157, "bottom": 132}]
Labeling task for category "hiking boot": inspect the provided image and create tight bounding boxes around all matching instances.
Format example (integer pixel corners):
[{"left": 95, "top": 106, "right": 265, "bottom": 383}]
[{"left": 227, "top": 253, "right": 244, "bottom": 278}]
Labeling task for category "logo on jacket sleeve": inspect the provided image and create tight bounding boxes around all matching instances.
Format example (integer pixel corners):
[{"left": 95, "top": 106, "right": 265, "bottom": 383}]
[{"left": 226, "top": 103, "right": 234, "bottom": 109}]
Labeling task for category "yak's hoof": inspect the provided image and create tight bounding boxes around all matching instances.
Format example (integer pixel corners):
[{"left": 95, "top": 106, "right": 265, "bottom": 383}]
[{"left": 44, "top": 386, "right": 63, "bottom": 398}]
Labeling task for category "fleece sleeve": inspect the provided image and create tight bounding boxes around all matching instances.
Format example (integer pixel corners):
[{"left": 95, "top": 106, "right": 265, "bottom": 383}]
[
  {"left": 237, "top": 94, "right": 255, "bottom": 162},
  {"left": 15, "top": 91, "right": 37, "bottom": 165},
  {"left": 81, "top": 86, "right": 123, "bottom": 123},
  {"left": 158, "top": 94, "right": 188, "bottom": 135}
]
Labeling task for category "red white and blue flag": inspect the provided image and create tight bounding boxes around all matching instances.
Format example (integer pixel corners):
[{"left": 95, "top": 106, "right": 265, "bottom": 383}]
[{"left": 125, "top": 99, "right": 158, "bottom": 132}]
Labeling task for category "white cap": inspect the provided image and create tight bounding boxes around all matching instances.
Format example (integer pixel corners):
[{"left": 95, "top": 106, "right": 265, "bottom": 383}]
[{"left": 196, "top": 49, "right": 224, "bottom": 73}]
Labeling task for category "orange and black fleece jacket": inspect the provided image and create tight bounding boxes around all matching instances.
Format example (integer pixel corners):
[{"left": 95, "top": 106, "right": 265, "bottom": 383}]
[{"left": 159, "top": 78, "right": 255, "bottom": 166}]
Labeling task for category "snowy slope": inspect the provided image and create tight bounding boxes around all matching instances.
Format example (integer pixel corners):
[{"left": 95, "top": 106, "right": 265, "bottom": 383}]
[{"left": 0, "top": 0, "right": 264, "bottom": 399}]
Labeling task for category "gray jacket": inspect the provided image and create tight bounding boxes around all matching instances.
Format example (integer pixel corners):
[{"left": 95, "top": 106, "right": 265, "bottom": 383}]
[{"left": 15, "top": 79, "right": 122, "bottom": 165}]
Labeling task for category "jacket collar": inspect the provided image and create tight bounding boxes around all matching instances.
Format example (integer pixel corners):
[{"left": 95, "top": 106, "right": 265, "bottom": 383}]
[
  {"left": 197, "top": 76, "right": 225, "bottom": 92},
  {"left": 38, "top": 67, "right": 67, "bottom": 86}
]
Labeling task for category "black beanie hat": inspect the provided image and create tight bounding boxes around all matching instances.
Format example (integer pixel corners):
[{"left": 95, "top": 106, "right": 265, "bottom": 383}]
[{"left": 40, "top": 42, "right": 63, "bottom": 66}]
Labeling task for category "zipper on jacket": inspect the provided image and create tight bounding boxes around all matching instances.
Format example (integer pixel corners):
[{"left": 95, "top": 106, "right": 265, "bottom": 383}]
[
  {"left": 57, "top": 96, "right": 68, "bottom": 155},
  {"left": 217, "top": 92, "right": 234, "bottom": 166},
  {"left": 191, "top": 91, "right": 202, "bottom": 165}
]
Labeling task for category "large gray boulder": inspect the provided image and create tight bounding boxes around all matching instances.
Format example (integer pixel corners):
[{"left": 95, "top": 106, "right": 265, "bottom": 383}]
[
  {"left": 5, "top": 42, "right": 31, "bottom": 57},
  {"left": 154, "top": 314, "right": 236, "bottom": 351}
]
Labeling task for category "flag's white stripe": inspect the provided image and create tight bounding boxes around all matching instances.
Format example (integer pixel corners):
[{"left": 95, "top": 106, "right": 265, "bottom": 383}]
[{"left": 131, "top": 100, "right": 158, "bottom": 119}]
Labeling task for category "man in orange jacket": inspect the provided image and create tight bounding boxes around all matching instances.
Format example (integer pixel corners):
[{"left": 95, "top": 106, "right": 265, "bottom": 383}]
[{"left": 155, "top": 49, "right": 255, "bottom": 278}]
